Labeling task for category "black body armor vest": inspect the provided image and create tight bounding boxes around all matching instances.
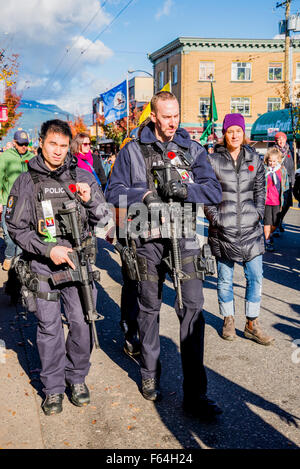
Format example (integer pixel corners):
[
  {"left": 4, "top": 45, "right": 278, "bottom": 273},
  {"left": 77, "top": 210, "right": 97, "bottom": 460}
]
[
  {"left": 138, "top": 141, "right": 195, "bottom": 194},
  {"left": 29, "top": 170, "right": 88, "bottom": 241}
]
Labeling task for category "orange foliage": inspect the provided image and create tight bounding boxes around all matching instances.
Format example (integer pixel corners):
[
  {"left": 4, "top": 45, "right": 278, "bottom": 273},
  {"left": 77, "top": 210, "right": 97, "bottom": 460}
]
[
  {"left": 0, "top": 87, "right": 22, "bottom": 139},
  {"left": 96, "top": 104, "right": 145, "bottom": 149},
  {"left": 68, "top": 116, "right": 88, "bottom": 137}
]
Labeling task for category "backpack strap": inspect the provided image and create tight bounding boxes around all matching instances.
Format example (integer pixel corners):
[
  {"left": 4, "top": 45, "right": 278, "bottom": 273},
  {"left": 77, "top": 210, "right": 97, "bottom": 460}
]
[{"left": 82, "top": 160, "right": 102, "bottom": 186}]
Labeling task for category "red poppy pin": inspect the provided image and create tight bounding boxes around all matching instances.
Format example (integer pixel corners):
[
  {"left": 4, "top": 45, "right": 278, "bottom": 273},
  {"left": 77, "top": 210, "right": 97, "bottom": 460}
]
[
  {"left": 248, "top": 165, "right": 254, "bottom": 172},
  {"left": 25, "top": 160, "right": 29, "bottom": 164},
  {"left": 68, "top": 184, "right": 77, "bottom": 193},
  {"left": 167, "top": 151, "right": 176, "bottom": 160}
]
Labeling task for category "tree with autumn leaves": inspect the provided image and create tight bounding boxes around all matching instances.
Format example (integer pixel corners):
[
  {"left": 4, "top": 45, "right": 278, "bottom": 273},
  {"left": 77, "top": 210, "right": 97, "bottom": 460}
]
[
  {"left": 96, "top": 104, "right": 144, "bottom": 149},
  {"left": 0, "top": 87, "right": 22, "bottom": 139},
  {"left": 0, "top": 51, "right": 22, "bottom": 140},
  {"left": 68, "top": 115, "right": 88, "bottom": 137}
]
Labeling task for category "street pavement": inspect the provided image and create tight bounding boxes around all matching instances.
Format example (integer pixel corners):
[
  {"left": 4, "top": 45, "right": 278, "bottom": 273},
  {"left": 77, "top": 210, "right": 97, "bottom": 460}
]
[{"left": 0, "top": 207, "right": 299, "bottom": 450}]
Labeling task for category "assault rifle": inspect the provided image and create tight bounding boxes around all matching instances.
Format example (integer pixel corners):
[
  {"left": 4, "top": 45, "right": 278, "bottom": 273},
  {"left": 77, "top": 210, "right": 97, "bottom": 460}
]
[
  {"left": 50, "top": 199, "right": 102, "bottom": 349},
  {"left": 152, "top": 160, "right": 190, "bottom": 309}
]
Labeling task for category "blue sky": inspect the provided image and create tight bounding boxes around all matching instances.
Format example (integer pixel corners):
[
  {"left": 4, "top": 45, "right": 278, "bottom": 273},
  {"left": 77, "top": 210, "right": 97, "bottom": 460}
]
[{"left": 1, "top": 0, "right": 300, "bottom": 115}]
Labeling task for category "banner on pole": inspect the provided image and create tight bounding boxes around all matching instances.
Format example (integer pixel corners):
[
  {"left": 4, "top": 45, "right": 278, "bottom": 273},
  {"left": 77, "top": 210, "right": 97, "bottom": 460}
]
[
  {"left": 200, "top": 82, "right": 218, "bottom": 144},
  {"left": 101, "top": 80, "right": 128, "bottom": 124}
]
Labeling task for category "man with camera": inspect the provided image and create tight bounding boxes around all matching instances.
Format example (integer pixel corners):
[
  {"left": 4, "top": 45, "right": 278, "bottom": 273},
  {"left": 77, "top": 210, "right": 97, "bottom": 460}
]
[{"left": 106, "top": 91, "right": 223, "bottom": 420}]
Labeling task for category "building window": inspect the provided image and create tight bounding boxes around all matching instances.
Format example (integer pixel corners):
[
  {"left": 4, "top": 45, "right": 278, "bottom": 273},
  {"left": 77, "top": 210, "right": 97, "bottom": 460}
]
[
  {"left": 199, "top": 97, "right": 210, "bottom": 116},
  {"left": 158, "top": 70, "right": 164, "bottom": 90},
  {"left": 267, "top": 97, "right": 281, "bottom": 112},
  {"left": 199, "top": 62, "right": 215, "bottom": 81},
  {"left": 231, "top": 62, "right": 251, "bottom": 81},
  {"left": 172, "top": 65, "right": 178, "bottom": 85},
  {"left": 230, "top": 97, "right": 251, "bottom": 116},
  {"left": 268, "top": 63, "right": 283, "bottom": 81},
  {"left": 296, "top": 63, "right": 300, "bottom": 81}
]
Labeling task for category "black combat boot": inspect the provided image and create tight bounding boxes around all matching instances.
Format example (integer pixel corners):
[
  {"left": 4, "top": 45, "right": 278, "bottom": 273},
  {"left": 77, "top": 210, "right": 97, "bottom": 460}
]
[
  {"left": 124, "top": 334, "right": 141, "bottom": 358},
  {"left": 120, "top": 320, "right": 141, "bottom": 358},
  {"left": 69, "top": 383, "right": 90, "bottom": 407},
  {"left": 42, "top": 393, "right": 64, "bottom": 416},
  {"left": 141, "top": 378, "right": 162, "bottom": 401}
]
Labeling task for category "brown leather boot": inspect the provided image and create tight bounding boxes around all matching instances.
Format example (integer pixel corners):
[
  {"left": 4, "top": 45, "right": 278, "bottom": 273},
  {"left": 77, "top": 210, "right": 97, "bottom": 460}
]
[
  {"left": 2, "top": 258, "right": 12, "bottom": 271},
  {"left": 244, "top": 318, "right": 274, "bottom": 346},
  {"left": 221, "top": 315, "right": 236, "bottom": 341}
]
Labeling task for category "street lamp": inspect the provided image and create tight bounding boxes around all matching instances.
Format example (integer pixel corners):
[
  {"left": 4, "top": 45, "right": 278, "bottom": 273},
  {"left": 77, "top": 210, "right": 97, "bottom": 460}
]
[{"left": 127, "top": 69, "right": 153, "bottom": 78}]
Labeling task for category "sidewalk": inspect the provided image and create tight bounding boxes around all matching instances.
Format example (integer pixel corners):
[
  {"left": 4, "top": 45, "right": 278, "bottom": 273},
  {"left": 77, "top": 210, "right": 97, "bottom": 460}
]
[{"left": 0, "top": 208, "right": 299, "bottom": 450}]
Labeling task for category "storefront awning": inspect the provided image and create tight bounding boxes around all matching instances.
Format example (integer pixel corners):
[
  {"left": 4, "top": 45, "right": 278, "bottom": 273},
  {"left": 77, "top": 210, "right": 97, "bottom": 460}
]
[{"left": 251, "top": 108, "right": 299, "bottom": 142}]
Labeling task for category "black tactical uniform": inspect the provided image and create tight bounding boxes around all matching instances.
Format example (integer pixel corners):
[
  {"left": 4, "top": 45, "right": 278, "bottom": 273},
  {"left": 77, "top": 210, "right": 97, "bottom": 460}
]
[{"left": 106, "top": 122, "right": 222, "bottom": 416}]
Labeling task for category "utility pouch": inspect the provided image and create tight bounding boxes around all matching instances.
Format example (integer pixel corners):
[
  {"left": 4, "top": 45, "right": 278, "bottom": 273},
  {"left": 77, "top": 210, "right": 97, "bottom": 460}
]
[
  {"left": 121, "top": 246, "right": 140, "bottom": 281},
  {"left": 193, "top": 244, "right": 215, "bottom": 280},
  {"left": 135, "top": 255, "right": 147, "bottom": 281},
  {"left": 135, "top": 255, "right": 159, "bottom": 282},
  {"left": 115, "top": 240, "right": 141, "bottom": 282},
  {"left": 20, "top": 286, "right": 37, "bottom": 313},
  {"left": 82, "top": 235, "right": 98, "bottom": 265}
]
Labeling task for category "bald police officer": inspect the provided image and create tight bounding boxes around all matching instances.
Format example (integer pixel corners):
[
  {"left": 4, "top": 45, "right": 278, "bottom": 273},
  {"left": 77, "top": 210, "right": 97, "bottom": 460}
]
[{"left": 106, "top": 92, "right": 223, "bottom": 420}]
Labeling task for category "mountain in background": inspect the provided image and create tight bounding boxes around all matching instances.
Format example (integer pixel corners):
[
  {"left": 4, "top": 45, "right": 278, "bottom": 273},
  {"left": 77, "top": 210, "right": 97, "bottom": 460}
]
[{"left": 1, "top": 100, "right": 92, "bottom": 146}]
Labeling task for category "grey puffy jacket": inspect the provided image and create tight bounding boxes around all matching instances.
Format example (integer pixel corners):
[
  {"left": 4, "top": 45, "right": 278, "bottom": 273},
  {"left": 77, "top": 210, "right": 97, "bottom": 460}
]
[{"left": 204, "top": 144, "right": 265, "bottom": 262}]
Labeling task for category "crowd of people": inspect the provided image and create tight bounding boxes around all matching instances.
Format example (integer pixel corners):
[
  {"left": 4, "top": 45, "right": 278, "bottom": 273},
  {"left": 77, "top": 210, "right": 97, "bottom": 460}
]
[{"left": 0, "top": 92, "right": 298, "bottom": 420}]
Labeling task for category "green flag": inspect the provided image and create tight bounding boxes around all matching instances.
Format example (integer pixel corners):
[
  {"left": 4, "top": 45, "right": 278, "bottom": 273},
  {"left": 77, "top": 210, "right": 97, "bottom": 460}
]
[
  {"left": 199, "top": 121, "right": 212, "bottom": 144},
  {"left": 209, "top": 82, "right": 218, "bottom": 122},
  {"left": 200, "top": 82, "right": 218, "bottom": 144}
]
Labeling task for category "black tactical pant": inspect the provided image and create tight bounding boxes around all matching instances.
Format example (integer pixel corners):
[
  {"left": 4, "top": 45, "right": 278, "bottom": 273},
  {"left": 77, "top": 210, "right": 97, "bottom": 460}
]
[
  {"left": 120, "top": 264, "right": 139, "bottom": 337},
  {"left": 135, "top": 237, "right": 207, "bottom": 399},
  {"left": 31, "top": 260, "right": 94, "bottom": 396}
]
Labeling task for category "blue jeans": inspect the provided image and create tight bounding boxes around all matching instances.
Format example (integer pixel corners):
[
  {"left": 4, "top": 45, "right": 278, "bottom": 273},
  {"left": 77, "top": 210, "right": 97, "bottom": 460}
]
[
  {"left": 1, "top": 205, "right": 22, "bottom": 259},
  {"left": 216, "top": 255, "right": 263, "bottom": 318}
]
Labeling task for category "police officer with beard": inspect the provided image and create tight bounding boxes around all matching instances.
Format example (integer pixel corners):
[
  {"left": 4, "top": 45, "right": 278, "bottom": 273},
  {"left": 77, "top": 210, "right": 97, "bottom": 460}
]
[
  {"left": 5, "top": 120, "right": 109, "bottom": 416},
  {"left": 106, "top": 91, "right": 223, "bottom": 420}
]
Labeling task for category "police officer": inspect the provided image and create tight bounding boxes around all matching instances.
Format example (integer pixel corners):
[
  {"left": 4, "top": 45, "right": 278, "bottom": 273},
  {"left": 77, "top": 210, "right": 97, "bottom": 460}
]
[
  {"left": 106, "top": 91, "right": 223, "bottom": 420},
  {"left": 6, "top": 120, "right": 109, "bottom": 416}
]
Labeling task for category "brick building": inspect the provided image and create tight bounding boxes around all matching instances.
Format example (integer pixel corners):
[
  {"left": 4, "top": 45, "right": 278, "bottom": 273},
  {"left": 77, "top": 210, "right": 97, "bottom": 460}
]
[
  {"left": 148, "top": 37, "right": 300, "bottom": 138},
  {"left": 128, "top": 76, "right": 153, "bottom": 109}
]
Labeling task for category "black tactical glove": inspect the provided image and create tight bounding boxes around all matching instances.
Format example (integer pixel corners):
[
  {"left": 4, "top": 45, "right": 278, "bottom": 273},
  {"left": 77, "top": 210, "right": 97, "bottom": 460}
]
[
  {"left": 161, "top": 180, "right": 188, "bottom": 200},
  {"left": 143, "top": 191, "right": 162, "bottom": 209}
]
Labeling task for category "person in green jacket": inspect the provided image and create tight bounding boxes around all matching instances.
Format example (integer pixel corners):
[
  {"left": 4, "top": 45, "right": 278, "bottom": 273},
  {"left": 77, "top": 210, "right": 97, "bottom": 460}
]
[{"left": 0, "top": 130, "right": 34, "bottom": 270}]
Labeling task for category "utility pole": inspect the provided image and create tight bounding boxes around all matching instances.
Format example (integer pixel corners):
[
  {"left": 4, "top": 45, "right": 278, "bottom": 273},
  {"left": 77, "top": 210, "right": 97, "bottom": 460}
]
[
  {"left": 276, "top": 0, "right": 291, "bottom": 106},
  {"left": 276, "top": 1, "right": 298, "bottom": 175},
  {"left": 285, "top": 0, "right": 291, "bottom": 105}
]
